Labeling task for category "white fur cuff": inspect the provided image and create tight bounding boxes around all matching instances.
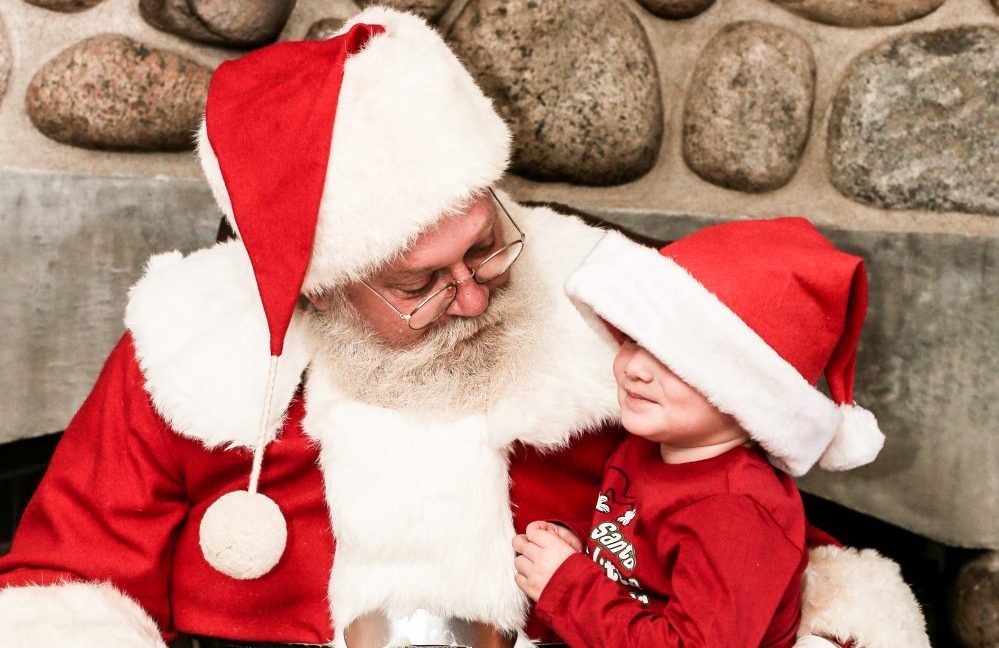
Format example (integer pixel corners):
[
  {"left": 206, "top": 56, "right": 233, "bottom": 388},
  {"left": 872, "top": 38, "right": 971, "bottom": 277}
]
[
  {"left": 800, "top": 546, "right": 930, "bottom": 648},
  {"left": 0, "top": 581, "right": 167, "bottom": 648}
]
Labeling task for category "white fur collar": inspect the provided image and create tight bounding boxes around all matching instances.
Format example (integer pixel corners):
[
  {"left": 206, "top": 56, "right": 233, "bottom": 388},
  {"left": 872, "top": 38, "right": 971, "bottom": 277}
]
[
  {"left": 125, "top": 241, "right": 313, "bottom": 449},
  {"left": 484, "top": 197, "right": 620, "bottom": 449},
  {"left": 124, "top": 203, "right": 618, "bottom": 450}
]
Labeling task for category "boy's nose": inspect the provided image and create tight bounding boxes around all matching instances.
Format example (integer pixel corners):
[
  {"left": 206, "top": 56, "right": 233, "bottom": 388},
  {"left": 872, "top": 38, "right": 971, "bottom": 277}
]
[{"left": 624, "top": 358, "right": 653, "bottom": 383}]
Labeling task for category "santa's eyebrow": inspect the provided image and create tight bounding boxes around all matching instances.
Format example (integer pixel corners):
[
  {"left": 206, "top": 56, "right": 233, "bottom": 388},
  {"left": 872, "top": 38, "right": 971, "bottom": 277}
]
[{"left": 382, "top": 218, "right": 497, "bottom": 281}]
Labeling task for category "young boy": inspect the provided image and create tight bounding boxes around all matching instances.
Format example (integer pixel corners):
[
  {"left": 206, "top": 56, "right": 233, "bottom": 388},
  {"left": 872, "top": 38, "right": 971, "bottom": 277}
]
[{"left": 513, "top": 218, "right": 885, "bottom": 647}]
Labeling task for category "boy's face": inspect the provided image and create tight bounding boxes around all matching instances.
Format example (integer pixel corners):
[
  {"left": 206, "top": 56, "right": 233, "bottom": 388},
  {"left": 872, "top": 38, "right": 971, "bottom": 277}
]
[{"left": 612, "top": 339, "right": 745, "bottom": 448}]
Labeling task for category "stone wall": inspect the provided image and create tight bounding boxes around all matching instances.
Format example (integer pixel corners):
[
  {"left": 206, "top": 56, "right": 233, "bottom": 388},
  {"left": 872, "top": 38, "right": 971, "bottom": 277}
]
[{"left": 1, "top": 0, "right": 997, "bottom": 554}]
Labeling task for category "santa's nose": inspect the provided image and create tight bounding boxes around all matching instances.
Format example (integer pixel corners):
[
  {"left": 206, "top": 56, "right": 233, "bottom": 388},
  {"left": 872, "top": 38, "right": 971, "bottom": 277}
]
[{"left": 447, "top": 275, "right": 490, "bottom": 318}]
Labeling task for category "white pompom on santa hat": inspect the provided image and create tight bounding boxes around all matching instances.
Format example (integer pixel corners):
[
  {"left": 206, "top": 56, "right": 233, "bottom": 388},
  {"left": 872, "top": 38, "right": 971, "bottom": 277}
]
[
  {"left": 565, "top": 219, "right": 885, "bottom": 477},
  {"left": 193, "top": 7, "right": 512, "bottom": 579}
]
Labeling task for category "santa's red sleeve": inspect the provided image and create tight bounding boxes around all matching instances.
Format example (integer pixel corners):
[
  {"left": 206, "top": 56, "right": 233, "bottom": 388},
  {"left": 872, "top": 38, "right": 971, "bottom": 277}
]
[
  {"left": 0, "top": 334, "right": 187, "bottom": 646},
  {"left": 509, "top": 424, "right": 628, "bottom": 543},
  {"left": 535, "top": 495, "right": 804, "bottom": 648}
]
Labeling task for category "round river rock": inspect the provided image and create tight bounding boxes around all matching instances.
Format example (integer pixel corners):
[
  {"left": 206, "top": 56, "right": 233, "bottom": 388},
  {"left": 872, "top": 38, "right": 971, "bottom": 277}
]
[
  {"left": 140, "top": 0, "right": 295, "bottom": 48},
  {"left": 828, "top": 27, "right": 999, "bottom": 216},
  {"left": 23, "top": 0, "right": 105, "bottom": 11},
  {"left": 355, "top": 0, "right": 452, "bottom": 22},
  {"left": 636, "top": 0, "right": 715, "bottom": 19},
  {"left": 448, "top": 0, "right": 663, "bottom": 186},
  {"left": 683, "top": 21, "right": 815, "bottom": 193},
  {"left": 768, "top": 0, "right": 944, "bottom": 28},
  {"left": 27, "top": 34, "right": 211, "bottom": 151},
  {"left": 306, "top": 18, "right": 346, "bottom": 41}
]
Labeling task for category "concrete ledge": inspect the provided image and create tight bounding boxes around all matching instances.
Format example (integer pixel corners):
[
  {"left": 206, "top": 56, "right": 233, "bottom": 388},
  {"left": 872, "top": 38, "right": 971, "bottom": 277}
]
[{"left": 0, "top": 168, "right": 219, "bottom": 444}]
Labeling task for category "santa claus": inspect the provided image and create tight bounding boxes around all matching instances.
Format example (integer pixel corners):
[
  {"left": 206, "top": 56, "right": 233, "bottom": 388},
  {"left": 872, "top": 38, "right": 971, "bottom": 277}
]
[{"left": 0, "top": 7, "right": 928, "bottom": 648}]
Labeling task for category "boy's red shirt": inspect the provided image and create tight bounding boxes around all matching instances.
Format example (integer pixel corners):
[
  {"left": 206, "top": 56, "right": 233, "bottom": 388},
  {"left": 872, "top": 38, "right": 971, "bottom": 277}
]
[{"left": 536, "top": 436, "right": 808, "bottom": 648}]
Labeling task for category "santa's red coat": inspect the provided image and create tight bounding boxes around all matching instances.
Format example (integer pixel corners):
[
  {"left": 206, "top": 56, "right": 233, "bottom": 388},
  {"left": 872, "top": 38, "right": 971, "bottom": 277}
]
[{"left": 0, "top": 334, "right": 623, "bottom": 643}]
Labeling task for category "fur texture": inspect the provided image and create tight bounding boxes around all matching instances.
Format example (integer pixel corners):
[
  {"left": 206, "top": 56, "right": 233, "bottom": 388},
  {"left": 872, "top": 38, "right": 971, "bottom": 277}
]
[
  {"left": 125, "top": 241, "right": 313, "bottom": 449},
  {"left": 793, "top": 636, "right": 840, "bottom": 647},
  {"left": 196, "top": 7, "right": 511, "bottom": 296},
  {"left": 485, "top": 197, "right": 620, "bottom": 449},
  {"left": 0, "top": 580, "right": 166, "bottom": 647},
  {"left": 564, "top": 231, "right": 847, "bottom": 477},
  {"left": 819, "top": 404, "right": 885, "bottom": 471},
  {"left": 122, "top": 206, "right": 922, "bottom": 644},
  {"left": 124, "top": 203, "right": 617, "bottom": 637},
  {"left": 801, "top": 545, "right": 930, "bottom": 648},
  {"left": 302, "top": 204, "right": 618, "bottom": 640},
  {"left": 199, "top": 490, "right": 287, "bottom": 580}
]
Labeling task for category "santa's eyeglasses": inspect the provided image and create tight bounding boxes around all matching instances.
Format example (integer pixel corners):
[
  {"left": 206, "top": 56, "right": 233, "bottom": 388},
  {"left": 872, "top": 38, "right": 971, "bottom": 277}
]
[{"left": 360, "top": 188, "right": 526, "bottom": 331}]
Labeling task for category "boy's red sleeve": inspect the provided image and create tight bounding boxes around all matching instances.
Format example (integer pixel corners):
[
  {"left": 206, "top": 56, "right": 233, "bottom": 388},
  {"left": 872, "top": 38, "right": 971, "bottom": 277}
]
[{"left": 535, "top": 495, "right": 804, "bottom": 648}]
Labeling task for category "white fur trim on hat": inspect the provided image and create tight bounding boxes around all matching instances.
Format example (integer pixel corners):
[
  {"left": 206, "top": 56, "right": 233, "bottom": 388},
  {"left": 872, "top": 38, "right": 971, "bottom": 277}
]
[
  {"left": 800, "top": 545, "right": 930, "bottom": 648},
  {"left": 565, "top": 231, "right": 846, "bottom": 476},
  {"left": 196, "top": 7, "right": 511, "bottom": 294},
  {"left": 0, "top": 580, "right": 167, "bottom": 647}
]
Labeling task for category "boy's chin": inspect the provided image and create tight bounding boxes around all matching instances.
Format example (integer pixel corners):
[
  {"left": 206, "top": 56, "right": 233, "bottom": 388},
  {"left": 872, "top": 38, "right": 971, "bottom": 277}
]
[{"left": 619, "top": 416, "right": 669, "bottom": 444}]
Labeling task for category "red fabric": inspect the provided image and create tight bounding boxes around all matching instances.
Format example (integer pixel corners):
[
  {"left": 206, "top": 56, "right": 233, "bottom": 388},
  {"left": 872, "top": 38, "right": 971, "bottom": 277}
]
[
  {"left": 510, "top": 427, "right": 628, "bottom": 642},
  {"left": 536, "top": 437, "right": 807, "bottom": 648},
  {"left": 0, "top": 335, "right": 336, "bottom": 642},
  {"left": 661, "top": 217, "right": 868, "bottom": 399},
  {"left": 206, "top": 24, "right": 384, "bottom": 355},
  {"left": 0, "top": 335, "right": 618, "bottom": 643}
]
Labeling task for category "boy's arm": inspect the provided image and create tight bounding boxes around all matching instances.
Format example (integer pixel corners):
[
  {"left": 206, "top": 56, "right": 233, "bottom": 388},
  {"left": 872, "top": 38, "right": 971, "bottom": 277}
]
[{"left": 534, "top": 495, "right": 802, "bottom": 648}]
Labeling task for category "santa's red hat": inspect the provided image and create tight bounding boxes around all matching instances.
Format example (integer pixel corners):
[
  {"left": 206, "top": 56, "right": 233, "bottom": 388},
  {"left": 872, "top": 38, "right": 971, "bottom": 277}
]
[
  {"left": 193, "top": 7, "right": 511, "bottom": 580},
  {"left": 565, "top": 219, "right": 884, "bottom": 477}
]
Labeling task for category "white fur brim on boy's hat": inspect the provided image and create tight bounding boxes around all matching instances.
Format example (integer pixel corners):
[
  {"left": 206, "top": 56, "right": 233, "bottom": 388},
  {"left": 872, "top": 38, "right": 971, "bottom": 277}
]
[{"left": 565, "top": 226, "right": 885, "bottom": 477}]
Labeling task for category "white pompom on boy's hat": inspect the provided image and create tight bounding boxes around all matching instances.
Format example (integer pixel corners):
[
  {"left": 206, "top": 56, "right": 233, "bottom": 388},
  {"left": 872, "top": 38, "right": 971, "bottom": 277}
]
[{"left": 565, "top": 219, "right": 885, "bottom": 477}]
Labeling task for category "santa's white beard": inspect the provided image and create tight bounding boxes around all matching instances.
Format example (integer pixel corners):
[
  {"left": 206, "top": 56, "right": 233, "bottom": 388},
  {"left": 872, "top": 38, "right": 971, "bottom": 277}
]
[{"left": 307, "top": 271, "right": 542, "bottom": 417}]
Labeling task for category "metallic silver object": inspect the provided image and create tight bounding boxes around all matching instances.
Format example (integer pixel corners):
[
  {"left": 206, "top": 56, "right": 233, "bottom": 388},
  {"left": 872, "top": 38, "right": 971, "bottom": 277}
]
[{"left": 344, "top": 609, "right": 517, "bottom": 648}]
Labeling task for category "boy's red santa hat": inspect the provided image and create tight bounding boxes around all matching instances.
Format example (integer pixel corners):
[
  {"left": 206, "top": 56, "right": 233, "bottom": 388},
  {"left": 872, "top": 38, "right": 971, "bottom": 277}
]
[
  {"left": 565, "top": 219, "right": 885, "bottom": 477},
  {"left": 191, "top": 7, "right": 511, "bottom": 579}
]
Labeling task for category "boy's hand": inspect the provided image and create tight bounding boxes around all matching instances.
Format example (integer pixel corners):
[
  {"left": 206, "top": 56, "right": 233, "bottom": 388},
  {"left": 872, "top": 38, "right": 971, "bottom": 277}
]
[
  {"left": 526, "top": 521, "right": 583, "bottom": 552},
  {"left": 512, "top": 524, "right": 581, "bottom": 602}
]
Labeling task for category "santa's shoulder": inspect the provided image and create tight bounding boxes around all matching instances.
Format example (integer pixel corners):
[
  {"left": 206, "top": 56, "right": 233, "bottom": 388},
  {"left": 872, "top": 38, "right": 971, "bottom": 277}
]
[
  {"left": 507, "top": 198, "right": 609, "bottom": 273},
  {"left": 124, "top": 240, "right": 311, "bottom": 449}
]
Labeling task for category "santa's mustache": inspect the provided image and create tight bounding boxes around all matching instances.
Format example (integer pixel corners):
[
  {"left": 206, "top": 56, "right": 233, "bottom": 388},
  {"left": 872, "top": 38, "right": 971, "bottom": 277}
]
[{"left": 305, "top": 277, "right": 538, "bottom": 415}]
